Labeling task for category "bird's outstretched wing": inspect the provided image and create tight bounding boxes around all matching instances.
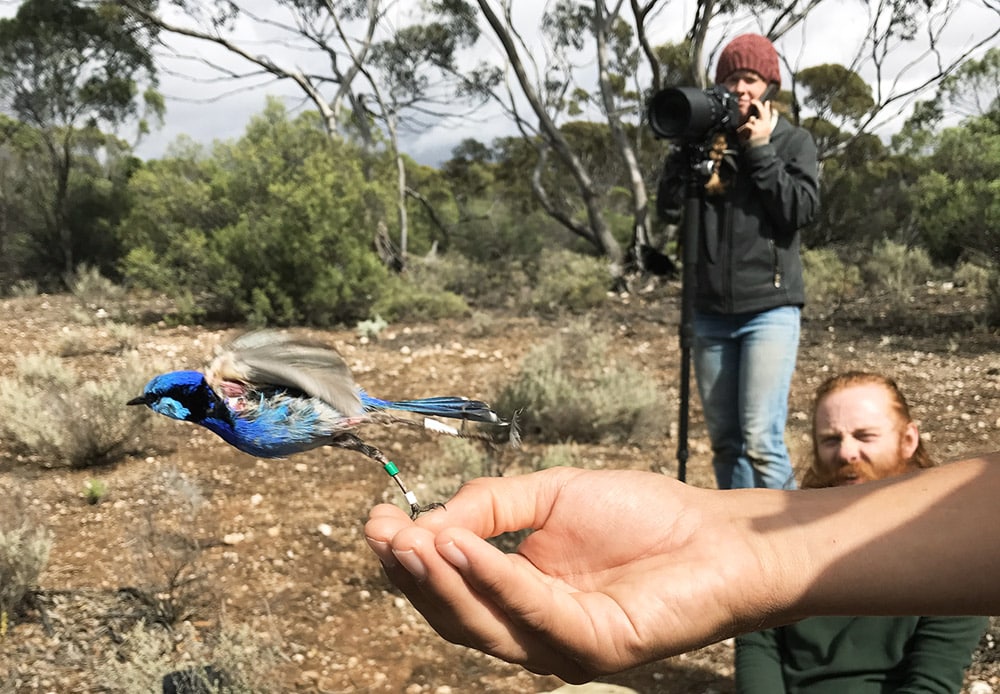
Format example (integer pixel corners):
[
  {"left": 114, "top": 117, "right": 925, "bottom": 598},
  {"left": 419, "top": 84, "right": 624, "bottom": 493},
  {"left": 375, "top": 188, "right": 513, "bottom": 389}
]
[{"left": 207, "top": 331, "right": 364, "bottom": 417}]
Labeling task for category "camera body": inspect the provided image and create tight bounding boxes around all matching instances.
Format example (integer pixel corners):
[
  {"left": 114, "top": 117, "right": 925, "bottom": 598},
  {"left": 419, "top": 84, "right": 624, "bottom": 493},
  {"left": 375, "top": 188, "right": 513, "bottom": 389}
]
[{"left": 647, "top": 85, "right": 741, "bottom": 141}]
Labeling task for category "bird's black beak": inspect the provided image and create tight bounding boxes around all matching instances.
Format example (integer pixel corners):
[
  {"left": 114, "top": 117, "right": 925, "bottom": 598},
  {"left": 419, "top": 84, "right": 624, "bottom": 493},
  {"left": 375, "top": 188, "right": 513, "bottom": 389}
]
[{"left": 126, "top": 395, "right": 149, "bottom": 406}]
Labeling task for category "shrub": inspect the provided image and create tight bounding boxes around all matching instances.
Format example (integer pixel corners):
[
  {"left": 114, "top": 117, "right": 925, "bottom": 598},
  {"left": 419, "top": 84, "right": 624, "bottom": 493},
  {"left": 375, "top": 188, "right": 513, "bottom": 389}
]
[
  {"left": 447, "top": 204, "right": 548, "bottom": 266},
  {"left": 68, "top": 263, "right": 124, "bottom": 308},
  {"left": 801, "top": 247, "right": 862, "bottom": 309},
  {"left": 107, "top": 322, "right": 142, "bottom": 352},
  {"left": 119, "top": 106, "right": 394, "bottom": 326},
  {"left": 0, "top": 353, "right": 153, "bottom": 468},
  {"left": 860, "top": 240, "right": 935, "bottom": 301},
  {"left": 530, "top": 249, "right": 612, "bottom": 314},
  {"left": 987, "top": 268, "right": 1000, "bottom": 327},
  {"left": 356, "top": 314, "right": 388, "bottom": 340},
  {"left": 125, "top": 468, "right": 217, "bottom": 626},
  {"left": 954, "top": 260, "right": 992, "bottom": 297},
  {"left": 8, "top": 279, "right": 38, "bottom": 298},
  {"left": 0, "top": 495, "right": 52, "bottom": 629},
  {"left": 418, "top": 437, "right": 490, "bottom": 503},
  {"left": 100, "top": 620, "right": 278, "bottom": 693},
  {"left": 404, "top": 253, "right": 532, "bottom": 310},
  {"left": 55, "top": 322, "right": 139, "bottom": 357},
  {"left": 494, "top": 323, "right": 666, "bottom": 444},
  {"left": 84, "top": 479, "right": 108, "bottom": 505},
  {"left": 534, "top": 442, "right": 582, "bottom": 470},
  {"left": 371, "top": 273, "right": 470, "bottom": 322}
]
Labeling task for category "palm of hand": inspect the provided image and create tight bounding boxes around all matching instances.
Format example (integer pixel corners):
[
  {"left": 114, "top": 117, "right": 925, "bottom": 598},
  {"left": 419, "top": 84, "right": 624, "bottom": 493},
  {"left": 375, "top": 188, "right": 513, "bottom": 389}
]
[
  {"left": 369, "top": 468, "right": 758, "bottom": 682},
  {"left": 500, "top": 472, "right": 744, "bottom": 663}
]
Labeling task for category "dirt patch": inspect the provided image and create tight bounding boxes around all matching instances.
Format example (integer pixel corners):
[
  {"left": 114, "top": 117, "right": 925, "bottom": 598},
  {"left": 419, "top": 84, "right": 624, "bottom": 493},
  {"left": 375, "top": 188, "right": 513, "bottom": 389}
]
[{"left": 1, "top": 286, "right": 998, "bottom": 693}]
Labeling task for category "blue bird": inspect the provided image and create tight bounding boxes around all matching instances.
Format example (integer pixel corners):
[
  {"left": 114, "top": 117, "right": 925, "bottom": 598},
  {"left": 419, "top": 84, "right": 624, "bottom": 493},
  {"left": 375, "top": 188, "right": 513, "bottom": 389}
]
[{"left": 127, "top": 330, "right": 514, "bottom": 517}]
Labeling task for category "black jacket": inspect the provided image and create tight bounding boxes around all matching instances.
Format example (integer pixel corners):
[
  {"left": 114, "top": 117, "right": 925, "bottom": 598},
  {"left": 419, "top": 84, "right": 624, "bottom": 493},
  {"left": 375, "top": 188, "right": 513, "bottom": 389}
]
[{"left": 657, "top": 117, "right": 819, "bottom": 314}]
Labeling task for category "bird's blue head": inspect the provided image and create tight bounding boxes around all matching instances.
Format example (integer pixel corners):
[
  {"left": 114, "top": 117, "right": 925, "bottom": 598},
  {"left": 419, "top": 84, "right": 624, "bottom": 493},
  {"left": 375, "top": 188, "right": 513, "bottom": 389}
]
[{"left": 127, "top": 370, "right": 221, "bottom": 422}]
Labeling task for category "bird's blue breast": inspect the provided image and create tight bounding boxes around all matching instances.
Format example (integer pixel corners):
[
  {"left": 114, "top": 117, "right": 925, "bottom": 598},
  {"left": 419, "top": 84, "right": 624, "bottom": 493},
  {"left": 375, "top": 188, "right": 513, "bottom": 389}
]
[{"left": 199, "top": 391, "right": 347, "bottom": 458}]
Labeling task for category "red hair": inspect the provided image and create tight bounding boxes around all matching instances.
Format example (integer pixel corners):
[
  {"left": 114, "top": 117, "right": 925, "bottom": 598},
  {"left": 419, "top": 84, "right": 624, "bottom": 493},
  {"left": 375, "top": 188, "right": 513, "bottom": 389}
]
[{"left": 801, "top": 372, "right": 934, "bottom": 489}]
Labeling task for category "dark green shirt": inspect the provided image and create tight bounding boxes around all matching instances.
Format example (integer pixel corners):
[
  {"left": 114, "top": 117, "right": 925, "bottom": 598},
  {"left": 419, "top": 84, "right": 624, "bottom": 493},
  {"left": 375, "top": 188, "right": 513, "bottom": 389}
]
[{"left": 736, "top": 615, "right": 988, "bottom": 693}]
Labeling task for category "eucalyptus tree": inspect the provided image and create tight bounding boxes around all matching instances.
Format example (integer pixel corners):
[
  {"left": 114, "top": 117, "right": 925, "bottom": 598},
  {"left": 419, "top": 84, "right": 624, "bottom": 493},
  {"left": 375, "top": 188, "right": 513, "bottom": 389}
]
[
  {"left": 906, "top": 48, "right": 1000, "bottom": 267},
  {"left": 0, "top": 0, "right": 159, "bottom": 283},
  {"left": 123, "top": 0, "right": 481, "bottom": 269},
  {"left": 118, "top": 102, "right": 395, "bottom": 325},
  {"left": 444, "top": 0, "right": 998, "bottom": 277},
  {"left": 0, "top": 117, "right": 37, "bottom": 288},
  {"left": 791, "top": 5, "right": 998, "bottom": 254}
]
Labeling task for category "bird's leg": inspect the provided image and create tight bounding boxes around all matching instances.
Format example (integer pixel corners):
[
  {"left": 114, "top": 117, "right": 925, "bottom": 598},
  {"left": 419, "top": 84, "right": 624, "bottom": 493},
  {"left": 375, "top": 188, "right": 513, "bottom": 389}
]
[{"left": 330, "top": 433, "right": 444, "bottom": 519}]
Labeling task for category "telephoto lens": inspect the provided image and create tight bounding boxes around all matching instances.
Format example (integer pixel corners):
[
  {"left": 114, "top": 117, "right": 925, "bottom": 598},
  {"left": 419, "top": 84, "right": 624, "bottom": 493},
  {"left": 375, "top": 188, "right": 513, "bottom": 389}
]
[{"left": 648, "top": 85, "right": 740, "bottom": 140}]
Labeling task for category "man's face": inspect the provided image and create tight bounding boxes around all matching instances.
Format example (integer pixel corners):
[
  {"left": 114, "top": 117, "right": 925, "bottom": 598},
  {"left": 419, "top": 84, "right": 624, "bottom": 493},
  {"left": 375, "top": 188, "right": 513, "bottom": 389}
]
[
  {"left": 720, "top": 70, "right": 770, "bottom": 119},
  {"left": 813, "top": 383, "right": 920, "bottom": 486}
]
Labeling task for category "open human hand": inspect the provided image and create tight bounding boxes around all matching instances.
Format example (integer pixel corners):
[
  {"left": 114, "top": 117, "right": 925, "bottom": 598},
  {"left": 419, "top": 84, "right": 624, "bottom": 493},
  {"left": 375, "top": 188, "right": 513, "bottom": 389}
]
[{"left": 364, "top": 467, "right": 793, "bottom": 683}]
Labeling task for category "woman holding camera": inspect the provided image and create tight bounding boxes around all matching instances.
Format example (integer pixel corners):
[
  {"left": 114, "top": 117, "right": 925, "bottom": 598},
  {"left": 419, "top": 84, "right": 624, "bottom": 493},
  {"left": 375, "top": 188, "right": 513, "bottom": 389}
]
[{"left": 656, "top": 33, "right": 820, "bottom": 490}]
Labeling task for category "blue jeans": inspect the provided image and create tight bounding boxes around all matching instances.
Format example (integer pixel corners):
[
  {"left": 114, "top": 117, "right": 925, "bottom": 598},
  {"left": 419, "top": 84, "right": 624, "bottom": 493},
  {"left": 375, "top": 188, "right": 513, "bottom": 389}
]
[{"left": 693, "top": 307, "right": 800, "bottom": 490}]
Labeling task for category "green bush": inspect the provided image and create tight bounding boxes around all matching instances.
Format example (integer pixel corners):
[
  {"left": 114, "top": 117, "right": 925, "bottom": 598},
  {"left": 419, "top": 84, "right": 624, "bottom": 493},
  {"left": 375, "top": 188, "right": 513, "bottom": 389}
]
[
  {"left": 530, "top": 249, "right": 612, "bottom": 314},
  {"left": 68, "top": 264, "right": 124, "bottom": 308},
  {"left": 0, "top": 354, "right": 153, "bottom": 468},
  {"left": 494, "top": 323, "right": 666, "bottom": 444},
  {"left": 0, "top": 495, "right": 52, "bottom": 629},
  {"left": 801, "top": 247, "right": 862, "bottom": 308},
  {"left": 371, "top": 273, "right": 470, "bottom": 322},
  {"left": 861, "top": 239, "right": 935, "bottom": 301},
  {"left": 118, "top": 104, "right": 394, "bottom": 326},
  {"left": 84, "top": 479, "right": 108, "bottom": 505},
  {"left": 534, "top": 442, "right": 582, "bottom": 470},
  {"left": 987, "top": 268, "right": 1000, "bottom": 327},
  {"left": 404, "top": 253, "right": 531, "bottom": 310},
  {"left": 447, "top": 204, "right": 548, "bottom": 266},
  {"left": 954, "top": 260, "right": 992, "bottom": 297}
]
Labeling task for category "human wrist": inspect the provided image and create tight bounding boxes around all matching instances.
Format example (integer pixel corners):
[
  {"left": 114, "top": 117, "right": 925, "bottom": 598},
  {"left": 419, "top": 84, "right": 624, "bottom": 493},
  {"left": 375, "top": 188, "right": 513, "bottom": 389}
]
[{"left": 722, "top": 488, "right": 816, "bottom": 630}]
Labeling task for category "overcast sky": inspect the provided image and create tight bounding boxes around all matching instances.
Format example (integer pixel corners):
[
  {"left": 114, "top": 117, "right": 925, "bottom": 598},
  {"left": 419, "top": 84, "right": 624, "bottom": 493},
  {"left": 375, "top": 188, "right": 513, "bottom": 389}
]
[{"left": 2, "top": 0, "right": 997, "bottom": 165}]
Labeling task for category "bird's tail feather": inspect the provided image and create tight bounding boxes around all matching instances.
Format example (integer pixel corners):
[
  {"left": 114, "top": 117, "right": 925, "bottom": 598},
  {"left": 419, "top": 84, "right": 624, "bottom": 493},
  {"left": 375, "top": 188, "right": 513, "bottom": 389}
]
[{"left": 363, "top": 394, "right": 500, "bottom": 424}]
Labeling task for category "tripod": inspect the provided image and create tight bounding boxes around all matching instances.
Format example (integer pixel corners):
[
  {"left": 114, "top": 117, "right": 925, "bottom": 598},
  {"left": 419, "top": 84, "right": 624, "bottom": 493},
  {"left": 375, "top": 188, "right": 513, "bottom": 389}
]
[{"left": 674, "top": 142, "right": 714, "bottom": 484}]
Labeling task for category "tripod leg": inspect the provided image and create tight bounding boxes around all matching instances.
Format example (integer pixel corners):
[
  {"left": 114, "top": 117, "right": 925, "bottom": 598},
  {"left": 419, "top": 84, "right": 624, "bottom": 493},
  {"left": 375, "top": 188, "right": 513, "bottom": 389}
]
[{"left": 329, "top": 434, "right": 444, "bottom": 519}]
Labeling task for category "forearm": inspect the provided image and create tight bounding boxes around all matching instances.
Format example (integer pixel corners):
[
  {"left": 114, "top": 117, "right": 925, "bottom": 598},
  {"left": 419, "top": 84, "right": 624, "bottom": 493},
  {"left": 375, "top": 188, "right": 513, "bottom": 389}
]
[
  {"left": 365, "top": 454, "right": 1000, "bottom": 679},
  {"left": 741, "top": 453, "right": 1000, "bottom": 627}
]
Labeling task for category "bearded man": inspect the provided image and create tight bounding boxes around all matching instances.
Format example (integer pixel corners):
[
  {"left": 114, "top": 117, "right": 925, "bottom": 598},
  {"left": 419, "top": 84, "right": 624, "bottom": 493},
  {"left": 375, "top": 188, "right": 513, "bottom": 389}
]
[{"left": 736, "top": 371, "right": 988, "bottom": 694}]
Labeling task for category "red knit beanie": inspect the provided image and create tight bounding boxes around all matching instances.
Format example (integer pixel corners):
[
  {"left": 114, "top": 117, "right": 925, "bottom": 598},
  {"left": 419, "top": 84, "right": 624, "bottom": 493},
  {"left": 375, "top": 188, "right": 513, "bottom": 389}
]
[{"left": 714, "top": 33, "right": 781, "bottom": 87}]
